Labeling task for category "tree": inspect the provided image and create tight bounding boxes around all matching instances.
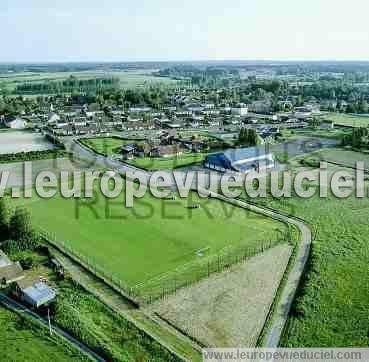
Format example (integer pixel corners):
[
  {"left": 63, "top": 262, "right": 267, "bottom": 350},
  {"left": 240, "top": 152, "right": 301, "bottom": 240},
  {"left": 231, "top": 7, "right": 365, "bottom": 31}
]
[
  {"left": 238, "top": 128, "right": 258, "bottom": 147},
  {"left": 309, "top": 117, "right": 321, "bottom": 129},
  {"left": 0, "top": 198, "right": 11, "bottom": 240},
  {"left": 9, "top": 207, "right": 34, "bottom": 246}
]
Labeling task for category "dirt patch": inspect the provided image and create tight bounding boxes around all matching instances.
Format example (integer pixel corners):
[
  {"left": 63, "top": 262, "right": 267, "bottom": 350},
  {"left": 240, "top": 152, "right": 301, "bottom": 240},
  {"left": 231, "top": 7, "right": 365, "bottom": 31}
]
[{"left": 148, "top": 244, "right": 292, "bottom": 347}]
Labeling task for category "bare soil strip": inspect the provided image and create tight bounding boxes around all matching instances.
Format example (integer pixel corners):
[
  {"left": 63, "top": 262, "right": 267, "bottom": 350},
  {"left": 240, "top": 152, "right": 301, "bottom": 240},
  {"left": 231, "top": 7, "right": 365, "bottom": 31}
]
[{"left": 148, "top": 244, "right": 292, "bottom": 348}]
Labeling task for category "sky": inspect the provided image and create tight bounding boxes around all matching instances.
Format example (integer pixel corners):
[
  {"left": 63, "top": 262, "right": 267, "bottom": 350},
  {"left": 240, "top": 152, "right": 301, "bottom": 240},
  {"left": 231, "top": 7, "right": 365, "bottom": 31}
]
[{"left": 1, "top": 0, "right": 369, "bottom": 62}]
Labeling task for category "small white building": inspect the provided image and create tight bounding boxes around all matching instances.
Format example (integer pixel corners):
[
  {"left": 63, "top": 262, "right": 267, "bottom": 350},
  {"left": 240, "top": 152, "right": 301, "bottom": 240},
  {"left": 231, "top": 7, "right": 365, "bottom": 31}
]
[
  {"left": 231, "top": 106, "right": 248, "bottom": 116},
  {"left": 5, "top": 117, "right": 27, "bottom": 129},
  {"left": 14, "top": 279, "right": 56, "bottom": 308}
]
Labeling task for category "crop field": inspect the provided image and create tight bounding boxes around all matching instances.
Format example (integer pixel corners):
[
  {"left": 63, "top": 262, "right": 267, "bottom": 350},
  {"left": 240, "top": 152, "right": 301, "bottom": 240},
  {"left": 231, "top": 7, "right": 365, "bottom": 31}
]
[
  {"left": 240, "top": 163, "right": 369, "bottom": 347},
  {"left": 325, "top": 113, "right": 369, "bottom": 127},
  {"left": 0, "top": 69, "right": 177, "bottom": 93},
  {"left": 14, "top": 185, "right": 286, "bottom": 299},
  {"left": 0, "top": 306, "right": 85, "bottom": 361},
  {"left": 149, "top": 244, "right": 292, "bottom": 347}
]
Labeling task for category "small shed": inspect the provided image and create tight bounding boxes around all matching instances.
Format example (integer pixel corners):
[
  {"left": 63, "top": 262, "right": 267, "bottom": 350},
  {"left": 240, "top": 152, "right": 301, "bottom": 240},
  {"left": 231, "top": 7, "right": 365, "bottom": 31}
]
[
  {"left": 0, "top": 262, "right": 24, "bottom": 287},
  {"left": 14, "top": 279, "right": 56, "bottom": 308},
  {"left": 121, "top": 144, "right": 137, "bottom": 160}
]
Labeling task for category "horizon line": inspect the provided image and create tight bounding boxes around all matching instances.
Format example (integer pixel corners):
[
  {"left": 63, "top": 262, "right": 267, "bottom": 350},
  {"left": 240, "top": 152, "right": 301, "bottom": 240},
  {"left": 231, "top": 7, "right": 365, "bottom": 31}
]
[{"left": 3, "top": 59, "right": 369, "bottom": 65}]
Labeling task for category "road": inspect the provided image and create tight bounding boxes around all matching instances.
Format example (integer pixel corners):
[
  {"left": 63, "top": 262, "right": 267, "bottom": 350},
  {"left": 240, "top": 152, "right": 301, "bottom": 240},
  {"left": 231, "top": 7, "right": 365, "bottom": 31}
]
[
  {"left": 65, "top": 136, "right": 313, "bottom": 348},
  {"left": 0, "top": 293, "right": 105, "bottom": 362},
  {"left": 202, "top": 192, "right": 312, "bottom": 348}
]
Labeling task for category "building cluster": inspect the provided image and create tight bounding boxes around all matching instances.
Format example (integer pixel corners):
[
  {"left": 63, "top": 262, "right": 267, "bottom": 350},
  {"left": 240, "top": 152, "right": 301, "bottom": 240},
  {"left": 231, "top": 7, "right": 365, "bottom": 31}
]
[
  {"left": 0, "top": 250, "right": 56, "bottom": 308},
  {"left": 120, "top": 130, "right": 212, "bottom": 160},
  {"left": 0, "top": 94, "right": 319, "bottom": 137}
]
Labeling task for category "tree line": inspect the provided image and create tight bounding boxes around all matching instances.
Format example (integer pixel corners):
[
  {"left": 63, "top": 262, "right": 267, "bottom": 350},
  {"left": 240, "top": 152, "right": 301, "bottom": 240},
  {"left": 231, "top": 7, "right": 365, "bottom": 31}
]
[{"left": 14, "top": 76, "right": 120, "bottom": 95}]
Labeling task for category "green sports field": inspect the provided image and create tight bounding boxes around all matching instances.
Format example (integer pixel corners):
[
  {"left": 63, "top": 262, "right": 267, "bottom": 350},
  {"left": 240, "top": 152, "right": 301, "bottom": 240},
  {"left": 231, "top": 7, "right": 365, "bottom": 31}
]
[{"left": 16, "top": 185, "right": 286, "bottom": 296}]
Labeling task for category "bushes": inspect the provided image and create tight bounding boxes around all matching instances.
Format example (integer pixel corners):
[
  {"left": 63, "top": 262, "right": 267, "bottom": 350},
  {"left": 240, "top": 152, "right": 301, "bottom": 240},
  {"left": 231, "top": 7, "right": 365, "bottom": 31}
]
[
  {"left": 0, "top": 198, "right": 11, "bottom": 240},
  {"left": 19, "top": 255, "right": 35, "bottom": 270},
  {"left": 300, "top": 156, "right": 320, "bottom": 168},
  {"left": 0, "top": 199, "right": 38, "bottom": 253},
  {"left": 53, "top": 280, "right": 180, "bottom": 362},
  {"left": 0, "top": 149, "right": 68, "bottom": 164}
]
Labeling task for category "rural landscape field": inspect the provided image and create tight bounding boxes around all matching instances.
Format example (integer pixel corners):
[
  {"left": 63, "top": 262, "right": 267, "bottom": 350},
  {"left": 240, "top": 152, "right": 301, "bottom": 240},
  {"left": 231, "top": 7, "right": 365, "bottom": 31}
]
[
  {"left": 15, "top": 185, "right": 287, "bottom": 297},
  {"left": 2, "top": 1, "right": 369, "bottom": 360}
]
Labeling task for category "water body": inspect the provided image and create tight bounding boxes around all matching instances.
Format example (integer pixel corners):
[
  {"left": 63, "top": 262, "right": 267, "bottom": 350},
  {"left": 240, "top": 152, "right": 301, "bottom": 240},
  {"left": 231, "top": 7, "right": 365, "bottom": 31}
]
[{"left": 0, "top": 131, "right": 54, "bottom": 154}]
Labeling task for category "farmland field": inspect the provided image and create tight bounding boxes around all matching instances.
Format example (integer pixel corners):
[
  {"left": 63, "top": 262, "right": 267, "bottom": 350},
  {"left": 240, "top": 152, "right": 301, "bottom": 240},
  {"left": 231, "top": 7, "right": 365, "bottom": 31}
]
[
  {"left": 0, "top": 306, "right": 86, "bottom": 361},
  {"left": 325, "top": 113, "right": 369, "bottom": 127},
  {"left": 239, "top": 163, "right": 369, "bottom": 347},
  {"left": 149, "top": 243, "right": 292, "bottom": 347},
  {"left": 0, "top": 69, "right": 177, "bottom": 94},
  {"left": 14, "top": 185, "right": 286, "bottom": 297}
]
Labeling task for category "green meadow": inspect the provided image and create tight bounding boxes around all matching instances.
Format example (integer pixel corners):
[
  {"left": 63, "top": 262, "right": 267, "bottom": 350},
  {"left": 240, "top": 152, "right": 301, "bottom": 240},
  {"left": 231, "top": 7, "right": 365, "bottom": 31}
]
[
  {"left": 326, "top": 113, "right": 369, "bottom": 127},
  {"left": 15, "top": 185, "right": 285, "bottom": 295},
  {"left": 0, "top": 306, "right": 86, "bottom": 361},
  {"left": 240, "top": 162, "right": 369, "bottom": 347}
]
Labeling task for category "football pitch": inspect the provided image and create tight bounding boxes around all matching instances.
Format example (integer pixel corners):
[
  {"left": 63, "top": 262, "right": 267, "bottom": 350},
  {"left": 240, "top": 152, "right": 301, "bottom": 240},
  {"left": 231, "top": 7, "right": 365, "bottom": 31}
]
[{"left": 17, "top": 186, "right": 287, "bottom": 296}]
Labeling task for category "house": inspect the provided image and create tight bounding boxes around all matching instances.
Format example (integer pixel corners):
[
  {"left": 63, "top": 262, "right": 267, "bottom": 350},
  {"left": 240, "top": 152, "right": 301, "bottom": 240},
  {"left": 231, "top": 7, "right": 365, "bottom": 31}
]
[
  {"left": 47, "top": 112, "right": 61, "bottom": 124},
  {"left": 0, "top": 263, "right": 24, "bottom": 287},
  {"left": 204, "top": 146, "right": 275, "bottom": 173},
  {"left": 231, "top": 106, "right": 248, "bottom": 116},
  {"left": 154, "top": 118, "right": 172, "bottom": 128},
  {"left": 13, "top": 278, "right": 56, "bottom": 308},
  {"left": 129, "top": 106, "right": 152, "bottom": 113},
  {"left": 0, "top": 251, "right": 24, "bottom": 287},
  {"left": 149, "top": 145, "right": 183, "bottom": 158},
  {"left": 167, "top": 121, "right": 184, "bottom": 129},
  {"left": 186, "top": 104, "right": 204, "bottom": 113},
  {"left": 250, "top": 100, "right": 272, "bottom": 114},
  {"left": 121, "top": 144, "right": 137, "bottom": 160},
  {"left": 4, "top": 116, "right": 27, "bottom": 129}
]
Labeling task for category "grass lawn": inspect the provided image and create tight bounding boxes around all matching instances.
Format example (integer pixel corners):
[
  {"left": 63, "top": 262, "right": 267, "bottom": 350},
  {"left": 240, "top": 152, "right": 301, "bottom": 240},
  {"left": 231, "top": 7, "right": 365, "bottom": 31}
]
[
  {"left": 325, "top": 113, "right": 369, "bottom": 127},
  {"left": 80, "top": 136, "right": 209, "bottom": 170},
  {"left": 239, "top": 164, "right": 369, "bottom": 347},
  {"left": 313, "top": 148, "right": 369, "bottom": 170},
  {"left": 126, "top": 153, "right": 208, "bottom": 171},
  {"left": 2, "top": 246, "right": 182, "bottom": 362},
  {"left": 54, "top": 280, "right": 179, "bottom": 361},
  {"left": 14, "top": 186, "right": 286, "bottom": 297},
  {"left": 286, "top": 127, "right": 351, "bottom": 140},
  {"left": 0, "top": 306, "right": 86, "bottom": 361},
  {"left": 79, "top": 137, "right": 133, "bottom": 156}
]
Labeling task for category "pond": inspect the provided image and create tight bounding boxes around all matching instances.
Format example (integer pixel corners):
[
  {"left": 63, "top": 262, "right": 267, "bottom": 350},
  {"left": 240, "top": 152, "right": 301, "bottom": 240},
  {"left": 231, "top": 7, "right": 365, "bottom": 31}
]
[{"left": 0, "top": 131, "right": 54, "bottom": 154}]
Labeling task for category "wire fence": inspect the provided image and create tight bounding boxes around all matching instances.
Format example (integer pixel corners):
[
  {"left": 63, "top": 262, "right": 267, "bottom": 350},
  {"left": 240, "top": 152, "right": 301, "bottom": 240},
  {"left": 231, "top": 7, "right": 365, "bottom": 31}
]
[
  {"left": 38, "top": 227, "right": 142, "bottom": 306},
  {"left": 134, "top": 234, "right": 291, "bottom": 304},
  {"left": 38, "top": 226, "right": 294, "bottom": 306}
]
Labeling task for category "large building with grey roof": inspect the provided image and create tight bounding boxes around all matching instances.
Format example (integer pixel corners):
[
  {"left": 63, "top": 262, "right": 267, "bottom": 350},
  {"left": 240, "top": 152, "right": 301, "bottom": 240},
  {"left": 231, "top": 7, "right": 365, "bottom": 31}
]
[{"left": 204, "top": 146, "right": 275, "bottom": 173}]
